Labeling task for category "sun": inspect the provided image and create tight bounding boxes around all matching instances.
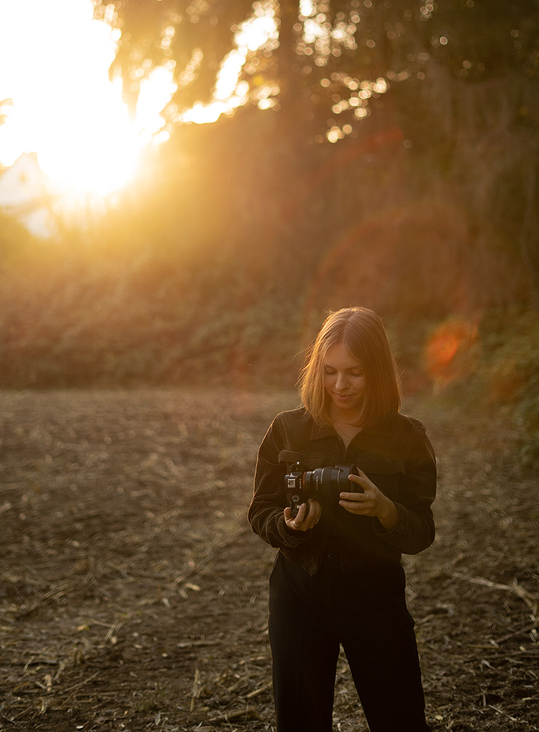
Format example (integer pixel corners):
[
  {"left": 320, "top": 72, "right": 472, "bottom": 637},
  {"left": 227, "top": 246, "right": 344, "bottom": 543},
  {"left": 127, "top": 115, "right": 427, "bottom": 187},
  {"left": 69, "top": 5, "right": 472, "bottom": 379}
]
[
  {"left": 0, "top": 0, "right": 279, "bottom": 205},
  {"left": 0, "top": 0, "right": 176, "bottom": 199}
]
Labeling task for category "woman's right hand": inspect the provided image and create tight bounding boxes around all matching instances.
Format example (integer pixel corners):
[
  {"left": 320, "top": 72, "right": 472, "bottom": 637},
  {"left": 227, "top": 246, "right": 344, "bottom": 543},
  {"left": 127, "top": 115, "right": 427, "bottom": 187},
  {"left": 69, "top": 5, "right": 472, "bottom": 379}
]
[{"left": 284, "top": 499, "right": 322, "bottom": 532}]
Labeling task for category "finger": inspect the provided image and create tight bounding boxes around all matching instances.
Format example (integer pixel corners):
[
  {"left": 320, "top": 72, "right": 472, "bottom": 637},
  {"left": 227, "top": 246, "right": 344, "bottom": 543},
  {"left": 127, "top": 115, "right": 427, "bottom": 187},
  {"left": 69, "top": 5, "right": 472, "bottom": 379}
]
[
  {"left": 348, "top": 473, "right": 371, "bottom": 487},
  {"left": 286, "top": 502, "right": 309, "bottom": 531},
  {"left": 295, "top": 502, "right": 308, "bottom": 522},
  {"left": 308, "top": 498, "right": 321, "bottom": 514},
  {"left": 285, "top": 504, "right": 304, "bottom": 517},
  {"left": 347, "top": 475, "right": 370, "bottom": 494},
  {"left": 339, "top": 490, "right": 371, "bottom": 515},
  {"left": 305, "top": 499, "right": 322, "bottom": 527},
  {"left": 294, "top": 500, "right": 318, "bottom": 530},
  {"left": 340, "top": 491, "right": 369, "bottom": 502},
  {"left": 284, "top": 505, "right": 303, "bottom": 528},
  {"left": 339, "top": 498, "right": 370, "bottom": 515},
  {"left": 353, "top": 468, "right": 372, "bottom": 481}
]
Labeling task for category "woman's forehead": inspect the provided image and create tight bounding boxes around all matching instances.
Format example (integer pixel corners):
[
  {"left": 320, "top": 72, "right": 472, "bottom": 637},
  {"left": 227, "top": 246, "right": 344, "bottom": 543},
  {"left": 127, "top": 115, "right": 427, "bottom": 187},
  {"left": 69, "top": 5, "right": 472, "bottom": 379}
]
[{"left": 323, "top": 342, "right": 362, "bottom": 369}]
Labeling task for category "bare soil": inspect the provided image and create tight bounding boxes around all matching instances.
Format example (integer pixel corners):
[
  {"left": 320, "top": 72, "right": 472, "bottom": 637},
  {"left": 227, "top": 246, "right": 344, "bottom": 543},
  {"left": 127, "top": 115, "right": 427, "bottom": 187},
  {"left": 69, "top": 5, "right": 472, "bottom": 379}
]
[{"left": 0, "top": 388, "right": 537, "bottom": 732}]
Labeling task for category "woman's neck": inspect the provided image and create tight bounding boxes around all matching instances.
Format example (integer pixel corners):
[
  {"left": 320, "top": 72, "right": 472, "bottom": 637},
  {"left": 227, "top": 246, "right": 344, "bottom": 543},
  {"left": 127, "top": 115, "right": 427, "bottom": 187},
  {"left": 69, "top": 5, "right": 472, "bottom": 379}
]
[
  {"left": 331, "top": 405, "right": 363, "bottom": 427},
  {"left": 331, "top": 408, "right": 363, "bottom": 448}
]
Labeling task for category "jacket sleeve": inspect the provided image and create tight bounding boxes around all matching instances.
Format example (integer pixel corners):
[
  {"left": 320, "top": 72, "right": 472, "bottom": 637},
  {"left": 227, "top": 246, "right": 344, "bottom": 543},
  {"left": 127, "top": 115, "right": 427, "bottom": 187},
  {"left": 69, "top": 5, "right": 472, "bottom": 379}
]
[
  {"left": 374, "top": 429, "right": 437, "bottom": 555},
  {"left": 248, "top": 417, "right": 313, "bottom": 549}
]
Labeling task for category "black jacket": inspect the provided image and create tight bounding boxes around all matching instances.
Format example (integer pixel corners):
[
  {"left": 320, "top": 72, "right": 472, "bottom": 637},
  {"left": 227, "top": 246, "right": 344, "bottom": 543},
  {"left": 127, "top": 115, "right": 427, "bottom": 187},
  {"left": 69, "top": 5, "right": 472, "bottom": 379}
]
[{"left": 249, "top": 407, "right": 436, "bottom": 575}]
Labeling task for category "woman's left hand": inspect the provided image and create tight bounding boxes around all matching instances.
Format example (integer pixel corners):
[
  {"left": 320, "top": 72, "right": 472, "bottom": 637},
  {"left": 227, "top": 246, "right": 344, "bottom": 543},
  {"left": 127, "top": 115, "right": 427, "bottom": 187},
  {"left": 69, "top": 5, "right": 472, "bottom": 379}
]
[{"left": 339, "top": 469, "right": 398, "bottom": 531}]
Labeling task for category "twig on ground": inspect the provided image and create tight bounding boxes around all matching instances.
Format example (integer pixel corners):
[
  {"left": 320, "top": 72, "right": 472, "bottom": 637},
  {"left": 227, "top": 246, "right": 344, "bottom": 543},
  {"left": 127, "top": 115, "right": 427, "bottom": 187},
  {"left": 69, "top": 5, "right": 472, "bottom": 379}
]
[
  {"left": 208, "top": 705, "right": 262, "bottom": 723},
  {"left": 62, "top": 671, "right": 100, "bottom": 696},
  {"left": 177, "top": 640, "right": 223, "bottom": 649},
  {"left": 190, "top": 667, "right": 200, "bottom": 713},
  {"left": 452, "top": 572, "right": 538, "bottom": 617},
  {"left": 495, "top": 620, "right": 539, "bottom": 644},
  {"left": 245, "top": 682, "right": 272, "bottom": 699}
]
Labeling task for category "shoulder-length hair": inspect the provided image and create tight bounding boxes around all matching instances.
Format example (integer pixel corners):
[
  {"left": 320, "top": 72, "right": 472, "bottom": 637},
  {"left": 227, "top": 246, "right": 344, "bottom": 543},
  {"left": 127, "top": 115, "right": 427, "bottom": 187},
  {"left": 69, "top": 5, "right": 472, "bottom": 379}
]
[{"left": 299, "top": 307, "right": 401, "bottom": 427}]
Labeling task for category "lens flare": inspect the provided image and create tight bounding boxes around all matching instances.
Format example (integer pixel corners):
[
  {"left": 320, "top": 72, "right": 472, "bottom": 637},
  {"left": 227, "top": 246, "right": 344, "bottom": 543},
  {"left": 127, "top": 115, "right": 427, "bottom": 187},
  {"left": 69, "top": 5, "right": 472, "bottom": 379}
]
[{"left": 425, "top": 318, "right": 478, "bottom": 388}]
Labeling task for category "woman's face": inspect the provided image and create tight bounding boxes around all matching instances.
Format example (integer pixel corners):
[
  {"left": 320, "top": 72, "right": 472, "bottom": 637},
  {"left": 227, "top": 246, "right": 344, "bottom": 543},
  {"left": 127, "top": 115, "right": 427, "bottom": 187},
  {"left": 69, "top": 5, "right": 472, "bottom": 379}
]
[{"left": 323, "top": 342, "right": 366, "bottom": 417}]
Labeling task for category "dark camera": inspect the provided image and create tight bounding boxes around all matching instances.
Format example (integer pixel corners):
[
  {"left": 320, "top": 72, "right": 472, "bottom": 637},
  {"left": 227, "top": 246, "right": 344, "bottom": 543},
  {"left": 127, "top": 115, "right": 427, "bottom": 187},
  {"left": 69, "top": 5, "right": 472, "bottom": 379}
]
[{"left": 285, "top": 462, "right": 362, "bottom": 518}]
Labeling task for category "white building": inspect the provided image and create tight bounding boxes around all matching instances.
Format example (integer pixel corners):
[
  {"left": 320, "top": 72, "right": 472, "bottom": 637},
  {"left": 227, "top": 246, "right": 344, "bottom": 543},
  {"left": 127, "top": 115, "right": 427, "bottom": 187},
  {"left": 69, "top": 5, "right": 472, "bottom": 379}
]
[{"left": 0, "top": 152, "right": 58, "bottom": 238}]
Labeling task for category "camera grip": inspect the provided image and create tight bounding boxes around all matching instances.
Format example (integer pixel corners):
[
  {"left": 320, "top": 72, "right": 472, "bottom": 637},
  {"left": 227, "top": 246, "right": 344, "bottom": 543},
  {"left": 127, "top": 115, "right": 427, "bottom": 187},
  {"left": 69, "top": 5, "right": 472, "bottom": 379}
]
[{"left": 289, "top": 491, "right": 309, "bottom": 518}]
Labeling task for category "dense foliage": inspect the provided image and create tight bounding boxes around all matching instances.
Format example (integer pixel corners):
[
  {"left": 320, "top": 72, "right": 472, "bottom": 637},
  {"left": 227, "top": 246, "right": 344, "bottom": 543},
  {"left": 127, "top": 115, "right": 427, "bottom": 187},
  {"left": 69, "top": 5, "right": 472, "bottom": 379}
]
[{"left": 92, "top": 0, "right": 539, "bottom": 134}]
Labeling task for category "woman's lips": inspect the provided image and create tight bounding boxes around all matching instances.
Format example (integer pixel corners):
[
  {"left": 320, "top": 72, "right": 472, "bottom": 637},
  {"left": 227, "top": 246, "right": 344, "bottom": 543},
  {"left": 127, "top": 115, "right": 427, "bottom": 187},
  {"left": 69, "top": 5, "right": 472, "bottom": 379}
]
[{"left": 332, "top": 393, "right": 355, "bottom": 401}]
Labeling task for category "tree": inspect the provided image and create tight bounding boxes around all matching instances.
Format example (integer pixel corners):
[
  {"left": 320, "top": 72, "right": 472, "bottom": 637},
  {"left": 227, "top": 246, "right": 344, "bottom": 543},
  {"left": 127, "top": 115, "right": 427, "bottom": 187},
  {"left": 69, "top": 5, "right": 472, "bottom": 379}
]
[
  {"left": 94, "top": 0, "right": 539, "bottom": 300},
  {"left": 93, "top": 0, "right": 442, "bottom": 141},
  {"left": 94, "top": 1, "right": 538, "bottom": 141}
]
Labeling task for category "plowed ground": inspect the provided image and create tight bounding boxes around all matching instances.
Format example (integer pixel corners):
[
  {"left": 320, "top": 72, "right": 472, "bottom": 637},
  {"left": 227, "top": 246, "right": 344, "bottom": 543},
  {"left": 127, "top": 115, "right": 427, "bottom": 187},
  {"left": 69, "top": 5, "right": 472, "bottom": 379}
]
[{"left": 0, "top": 389, "right": 537, "bottom": 731}]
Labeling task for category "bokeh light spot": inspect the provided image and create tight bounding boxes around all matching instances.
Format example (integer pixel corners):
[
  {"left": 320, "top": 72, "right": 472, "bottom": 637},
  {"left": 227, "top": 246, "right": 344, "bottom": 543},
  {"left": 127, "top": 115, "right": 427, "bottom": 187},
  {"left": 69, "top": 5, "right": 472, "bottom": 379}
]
[{"left": 425, "top": 318, "right": 479, "bottom": 389}]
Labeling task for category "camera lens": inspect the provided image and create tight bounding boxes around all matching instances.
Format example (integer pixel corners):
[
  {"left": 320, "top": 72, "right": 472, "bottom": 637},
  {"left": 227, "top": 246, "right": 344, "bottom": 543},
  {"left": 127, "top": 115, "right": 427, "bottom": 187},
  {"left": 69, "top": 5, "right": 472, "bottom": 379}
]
[{"left": 303, "top": 465, "right": 357, "bottom": 495}]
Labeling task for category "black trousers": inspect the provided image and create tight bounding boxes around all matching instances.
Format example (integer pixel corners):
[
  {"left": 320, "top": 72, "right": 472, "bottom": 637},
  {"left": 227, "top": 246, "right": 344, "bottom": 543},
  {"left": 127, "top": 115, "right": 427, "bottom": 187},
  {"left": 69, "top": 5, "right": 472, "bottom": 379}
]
[{"left": 268, "top": 546, "right": 431, "bottom": 732}]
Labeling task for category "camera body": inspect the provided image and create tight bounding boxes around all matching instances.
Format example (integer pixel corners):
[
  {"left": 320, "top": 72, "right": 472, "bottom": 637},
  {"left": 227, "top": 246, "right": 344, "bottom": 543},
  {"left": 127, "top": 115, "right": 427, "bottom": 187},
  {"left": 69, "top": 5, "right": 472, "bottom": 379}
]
[{"left": 285, "top": 462, "right": 362, "bottom": 518}]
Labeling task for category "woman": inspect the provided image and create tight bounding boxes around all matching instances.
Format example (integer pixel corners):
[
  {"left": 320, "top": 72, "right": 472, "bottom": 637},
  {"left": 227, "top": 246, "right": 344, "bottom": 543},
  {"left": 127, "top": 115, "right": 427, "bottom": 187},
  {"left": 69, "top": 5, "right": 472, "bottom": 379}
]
[{"left": 248, "top": 307, "right": 436, "bottom": 732}]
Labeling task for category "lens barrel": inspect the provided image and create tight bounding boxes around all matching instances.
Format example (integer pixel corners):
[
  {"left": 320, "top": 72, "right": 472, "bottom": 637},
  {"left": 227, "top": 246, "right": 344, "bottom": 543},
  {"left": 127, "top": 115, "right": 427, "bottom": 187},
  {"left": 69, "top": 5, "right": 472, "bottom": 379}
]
[{"left": 303, "top": 465, "right": 359, "bottom": 496}]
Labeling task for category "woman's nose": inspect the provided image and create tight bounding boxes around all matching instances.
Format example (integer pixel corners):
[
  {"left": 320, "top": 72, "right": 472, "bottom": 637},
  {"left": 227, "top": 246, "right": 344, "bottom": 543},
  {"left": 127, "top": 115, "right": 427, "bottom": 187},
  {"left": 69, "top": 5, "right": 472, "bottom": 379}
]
[{"left": 335, "top": 372, "right": 348, "bottom": 390}]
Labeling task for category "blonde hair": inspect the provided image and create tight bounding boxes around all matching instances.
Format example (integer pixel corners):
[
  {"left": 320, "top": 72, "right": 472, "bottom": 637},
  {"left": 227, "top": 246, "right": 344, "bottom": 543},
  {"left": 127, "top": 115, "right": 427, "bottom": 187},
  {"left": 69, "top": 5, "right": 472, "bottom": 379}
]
[{"left": 299, "top": 307, "right": 401, "bottom": 427}]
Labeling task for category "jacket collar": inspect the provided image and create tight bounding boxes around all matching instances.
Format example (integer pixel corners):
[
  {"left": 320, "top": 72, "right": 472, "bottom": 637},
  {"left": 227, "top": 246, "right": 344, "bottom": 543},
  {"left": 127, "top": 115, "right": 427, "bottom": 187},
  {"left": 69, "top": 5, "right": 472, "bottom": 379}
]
[{"left": 309, "top": 421, "right": 335, "bottom": 441}]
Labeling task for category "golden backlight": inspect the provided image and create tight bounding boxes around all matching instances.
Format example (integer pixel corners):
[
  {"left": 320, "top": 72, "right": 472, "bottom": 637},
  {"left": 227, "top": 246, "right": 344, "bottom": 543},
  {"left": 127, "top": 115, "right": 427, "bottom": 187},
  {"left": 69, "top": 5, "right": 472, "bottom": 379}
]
[
  {"left": 0, "top": 0, "right": 177, "bottom": 199},
  {"left": 0, "top": 0, "right": 277, "bottom": 204}
]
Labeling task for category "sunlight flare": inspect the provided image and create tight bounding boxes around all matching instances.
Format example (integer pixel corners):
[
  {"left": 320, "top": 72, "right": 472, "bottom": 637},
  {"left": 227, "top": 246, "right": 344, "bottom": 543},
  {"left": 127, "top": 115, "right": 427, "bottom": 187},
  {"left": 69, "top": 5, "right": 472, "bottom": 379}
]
[
  {"left": 0, "top": 0, "right": 176, "bottom": 199},
  {"left": 0, "top": 0, "right": 278, "bottom": 201},
  {"left": 181, "top": 4, "right": 278, "bottom": 124}
]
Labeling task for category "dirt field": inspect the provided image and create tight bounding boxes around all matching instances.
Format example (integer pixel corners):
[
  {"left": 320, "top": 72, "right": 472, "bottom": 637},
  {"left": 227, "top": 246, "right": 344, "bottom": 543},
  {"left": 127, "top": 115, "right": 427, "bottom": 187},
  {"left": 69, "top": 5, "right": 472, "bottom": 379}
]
[{"left": 0, "top": 388, "right": 537, "bottom": 732}]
